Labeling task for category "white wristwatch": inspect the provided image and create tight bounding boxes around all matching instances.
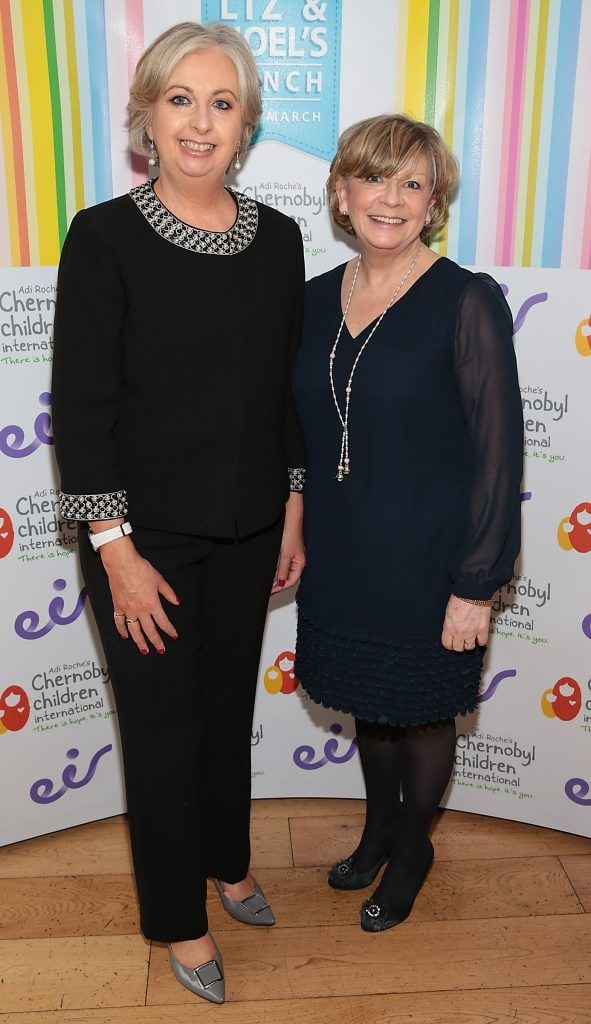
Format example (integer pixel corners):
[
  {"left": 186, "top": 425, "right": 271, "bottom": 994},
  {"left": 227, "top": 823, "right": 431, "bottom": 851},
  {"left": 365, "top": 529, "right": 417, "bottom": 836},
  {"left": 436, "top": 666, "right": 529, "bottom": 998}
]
[{"left": 88, "top": 522, "right": 133, "bottom": 551}]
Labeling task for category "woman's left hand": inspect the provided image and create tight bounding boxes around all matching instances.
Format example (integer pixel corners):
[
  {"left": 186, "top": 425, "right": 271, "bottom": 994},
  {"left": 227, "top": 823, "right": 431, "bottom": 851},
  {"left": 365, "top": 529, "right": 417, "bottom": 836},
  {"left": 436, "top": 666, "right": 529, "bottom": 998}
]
[
  {"left": 272, "top": 492, "right": 306, "bottom": 594},
  {"left": 441, "top": 595, "right": 491, "bottom": 652}
]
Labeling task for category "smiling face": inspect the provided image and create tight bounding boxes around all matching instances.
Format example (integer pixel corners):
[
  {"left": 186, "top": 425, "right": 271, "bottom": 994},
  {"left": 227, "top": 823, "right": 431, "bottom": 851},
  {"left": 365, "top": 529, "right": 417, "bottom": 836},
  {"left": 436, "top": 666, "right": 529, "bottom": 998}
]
[
  {"left": 147, "top": 48, "right": 244, "bottom": 187},
  {"left": 335, "top": 155, "right": 434, "bottom": 258}
]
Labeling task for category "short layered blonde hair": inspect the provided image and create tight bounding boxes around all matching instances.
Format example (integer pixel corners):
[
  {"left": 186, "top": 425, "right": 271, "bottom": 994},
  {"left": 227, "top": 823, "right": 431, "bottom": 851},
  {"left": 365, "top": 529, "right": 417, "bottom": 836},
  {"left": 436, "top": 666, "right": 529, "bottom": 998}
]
[
  {"left": 328, "top": 114, "right": 459, "bottom": 238},
  {"left": 128, "top": 22, "right": 262, "bottom": 157}
]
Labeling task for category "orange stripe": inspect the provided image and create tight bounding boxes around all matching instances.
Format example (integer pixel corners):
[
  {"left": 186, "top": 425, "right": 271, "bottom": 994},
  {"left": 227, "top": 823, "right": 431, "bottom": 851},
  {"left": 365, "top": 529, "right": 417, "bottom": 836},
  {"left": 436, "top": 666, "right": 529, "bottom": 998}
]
[{"left": 0, "top": 0, "right": 29, "bottom": 264}]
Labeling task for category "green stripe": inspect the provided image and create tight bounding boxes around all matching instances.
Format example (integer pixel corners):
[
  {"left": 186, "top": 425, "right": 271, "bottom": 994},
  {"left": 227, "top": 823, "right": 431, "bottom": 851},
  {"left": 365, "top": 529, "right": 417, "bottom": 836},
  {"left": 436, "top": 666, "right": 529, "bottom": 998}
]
[
  {"left": 424, "top": 0, "right": 441, "bottom": 125},
  {"left": 43, "top": 0, "right": 67, "bottom": 245}
]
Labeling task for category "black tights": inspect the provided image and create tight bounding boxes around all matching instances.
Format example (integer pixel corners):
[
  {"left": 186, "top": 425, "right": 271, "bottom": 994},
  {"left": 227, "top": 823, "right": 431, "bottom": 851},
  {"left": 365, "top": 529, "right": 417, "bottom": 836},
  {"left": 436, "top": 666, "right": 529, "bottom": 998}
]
[{"left": 354, "top": 717, "right": 456, "bottom": 905}]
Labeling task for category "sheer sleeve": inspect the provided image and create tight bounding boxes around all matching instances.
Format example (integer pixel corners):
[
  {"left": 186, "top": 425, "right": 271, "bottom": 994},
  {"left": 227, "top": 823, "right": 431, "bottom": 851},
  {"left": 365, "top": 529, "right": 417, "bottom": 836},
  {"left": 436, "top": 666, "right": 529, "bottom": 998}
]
[{"left": 448, "top": 274, "right": 523, "bottom": 600}]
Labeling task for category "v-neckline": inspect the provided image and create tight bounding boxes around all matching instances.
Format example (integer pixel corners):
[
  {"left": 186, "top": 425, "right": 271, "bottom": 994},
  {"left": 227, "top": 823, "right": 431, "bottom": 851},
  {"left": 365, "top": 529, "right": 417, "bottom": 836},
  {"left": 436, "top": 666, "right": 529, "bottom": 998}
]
[{"left": 340, "top": 257, "right": 446, "bottom": 340}]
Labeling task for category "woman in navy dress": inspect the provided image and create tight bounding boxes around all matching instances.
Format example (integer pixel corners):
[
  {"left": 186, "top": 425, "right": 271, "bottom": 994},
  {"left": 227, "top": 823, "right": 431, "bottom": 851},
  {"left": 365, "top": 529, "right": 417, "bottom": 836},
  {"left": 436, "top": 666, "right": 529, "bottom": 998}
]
[{"left": 293, "top": 115, "right": 522, "bottom": 931}]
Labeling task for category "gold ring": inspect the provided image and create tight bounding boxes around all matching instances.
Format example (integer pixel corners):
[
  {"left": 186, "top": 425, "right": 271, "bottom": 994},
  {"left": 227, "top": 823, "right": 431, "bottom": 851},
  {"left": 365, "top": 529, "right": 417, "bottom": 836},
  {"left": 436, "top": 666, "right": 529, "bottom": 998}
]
[
  {"left": 125, "top": 617, "right": 139, "bottom": 625},
  {"left": 113, "top": 611, "right": 126, "bottom": 619}
]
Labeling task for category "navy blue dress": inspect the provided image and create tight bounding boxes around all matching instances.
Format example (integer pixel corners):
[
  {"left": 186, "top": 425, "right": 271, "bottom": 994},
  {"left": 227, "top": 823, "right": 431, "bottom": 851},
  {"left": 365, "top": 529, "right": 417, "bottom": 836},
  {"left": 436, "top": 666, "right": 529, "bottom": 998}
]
[{"left": 292, "top": 257, "right": 523, "bottom": 726}]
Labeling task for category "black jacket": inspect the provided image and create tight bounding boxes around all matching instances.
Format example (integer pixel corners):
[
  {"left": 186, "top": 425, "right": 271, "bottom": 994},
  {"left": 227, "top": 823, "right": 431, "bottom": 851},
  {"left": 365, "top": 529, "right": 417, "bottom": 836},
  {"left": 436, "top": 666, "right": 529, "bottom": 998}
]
[{"left": 52, "top": 183, "right": 306, "bottom": 538}]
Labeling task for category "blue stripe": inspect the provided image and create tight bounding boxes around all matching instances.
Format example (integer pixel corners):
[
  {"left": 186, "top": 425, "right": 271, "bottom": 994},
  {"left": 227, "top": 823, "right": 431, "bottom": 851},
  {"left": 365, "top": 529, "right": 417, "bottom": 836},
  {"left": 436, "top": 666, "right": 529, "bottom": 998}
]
[
  {"left": 458, "top": 0, "right": 490, "bottom": 265},
  {"left": 85, "top": 0, "right": 112, "bottom": 203},
  {"left": 541, "top": 0, "right": 582, "bottom": 266}
]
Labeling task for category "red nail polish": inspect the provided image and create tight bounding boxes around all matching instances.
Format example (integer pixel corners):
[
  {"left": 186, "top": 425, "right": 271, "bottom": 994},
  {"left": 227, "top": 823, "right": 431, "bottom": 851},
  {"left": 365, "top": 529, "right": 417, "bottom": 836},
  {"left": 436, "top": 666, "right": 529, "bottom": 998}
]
[
  {"left": 171, "top": 634, "right": 179, "bottom": 641},
  {"left": 157, "top": 648, "right": 165, "bottom": 655},
  {"left": 278, "top": 578, "right": 286, "bottom": 587},
  {"left": 141, "top": 648, "right": 149, "bottom": 655}
]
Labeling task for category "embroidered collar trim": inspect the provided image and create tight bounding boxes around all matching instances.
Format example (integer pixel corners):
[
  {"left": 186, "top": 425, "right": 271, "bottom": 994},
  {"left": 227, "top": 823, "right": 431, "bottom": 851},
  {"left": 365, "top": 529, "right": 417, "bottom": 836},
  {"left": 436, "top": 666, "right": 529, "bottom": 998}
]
[{"left": 129, "top": 180, "right": 258, "bottom": 255}]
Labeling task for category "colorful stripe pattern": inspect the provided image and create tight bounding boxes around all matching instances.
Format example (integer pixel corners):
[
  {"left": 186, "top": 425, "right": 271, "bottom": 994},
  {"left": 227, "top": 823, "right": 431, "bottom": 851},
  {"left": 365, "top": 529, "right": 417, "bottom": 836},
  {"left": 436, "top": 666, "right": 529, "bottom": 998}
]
[
  {"left": 1, "top": 0, "right": 590, "bottom": 267},
  {"left": 394, "top": 0, "right": 590, "bottom": 267},
  {"left": 0, "top": 0, "right": 144, "bottom": 267}
]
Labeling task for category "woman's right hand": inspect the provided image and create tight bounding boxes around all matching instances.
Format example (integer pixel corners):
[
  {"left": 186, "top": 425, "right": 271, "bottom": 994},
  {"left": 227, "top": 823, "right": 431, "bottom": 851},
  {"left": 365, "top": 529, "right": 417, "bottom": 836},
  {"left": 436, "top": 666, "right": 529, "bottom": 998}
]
[{"left": 100, "top": 538, "right": 180, "bottom": 654}]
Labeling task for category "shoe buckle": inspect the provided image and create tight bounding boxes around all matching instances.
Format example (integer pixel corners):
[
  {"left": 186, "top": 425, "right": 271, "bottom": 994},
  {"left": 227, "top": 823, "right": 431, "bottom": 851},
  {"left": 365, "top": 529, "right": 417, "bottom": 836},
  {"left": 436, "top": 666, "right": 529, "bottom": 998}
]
[
  {"left": 365, "top": 903, "right": 383, "bottom": 919},
  {"left": 241, "top": 892, "right": 269, "bottom": 915},
  {"left": 194, "top": 960, "right": 223, "bottom": 988},
  {"left": 336, "top": 859, "right": 352, "bottom": 875}
]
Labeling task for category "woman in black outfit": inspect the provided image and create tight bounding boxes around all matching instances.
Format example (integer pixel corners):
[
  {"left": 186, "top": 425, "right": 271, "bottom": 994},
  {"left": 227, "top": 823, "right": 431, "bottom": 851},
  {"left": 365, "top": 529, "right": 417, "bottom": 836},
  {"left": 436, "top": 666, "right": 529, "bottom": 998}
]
[
  {"left": 293, "top": 115, "right": 522, "bottom": 932},
  {"left": 52, "top": 22, "right": 305, "bottom": 1003}
]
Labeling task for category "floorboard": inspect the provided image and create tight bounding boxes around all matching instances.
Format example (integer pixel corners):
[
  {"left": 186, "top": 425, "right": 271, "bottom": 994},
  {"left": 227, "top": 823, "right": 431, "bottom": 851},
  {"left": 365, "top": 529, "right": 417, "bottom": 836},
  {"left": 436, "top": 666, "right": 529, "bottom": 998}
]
[{"left": 1, "top": 801, "right": 589, "bottom": 1020}]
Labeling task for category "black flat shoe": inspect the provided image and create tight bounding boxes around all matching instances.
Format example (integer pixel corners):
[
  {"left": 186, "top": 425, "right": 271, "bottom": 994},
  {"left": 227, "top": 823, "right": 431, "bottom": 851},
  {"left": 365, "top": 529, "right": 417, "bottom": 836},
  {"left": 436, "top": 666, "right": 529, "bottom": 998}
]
[
  {"left": 360, "top": 843, "right": 434, "bottom": 931},
  {"left": 328, "top": 853, "right": 388, "bottom": 890}
]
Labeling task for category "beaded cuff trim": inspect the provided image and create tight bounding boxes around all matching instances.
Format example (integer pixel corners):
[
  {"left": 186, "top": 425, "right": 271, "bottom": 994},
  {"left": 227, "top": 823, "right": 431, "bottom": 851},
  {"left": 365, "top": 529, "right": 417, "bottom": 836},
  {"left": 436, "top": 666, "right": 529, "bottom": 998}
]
[
  {"left": 289, "top": 467, "right": 306, "bottom": 492},
  {"left": 129, "top": 180, "right": 258, "bottom": 256},
  {"left": 59, "top": 490, "right": 128, "bottom": 522}
]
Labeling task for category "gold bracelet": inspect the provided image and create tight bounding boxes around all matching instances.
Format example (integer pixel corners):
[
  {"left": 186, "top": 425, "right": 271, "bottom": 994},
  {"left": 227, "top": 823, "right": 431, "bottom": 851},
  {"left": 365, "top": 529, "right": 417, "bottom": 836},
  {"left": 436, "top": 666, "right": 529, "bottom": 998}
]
[{"left": 454, "top": 595, "right": 494, "bottom": 607}]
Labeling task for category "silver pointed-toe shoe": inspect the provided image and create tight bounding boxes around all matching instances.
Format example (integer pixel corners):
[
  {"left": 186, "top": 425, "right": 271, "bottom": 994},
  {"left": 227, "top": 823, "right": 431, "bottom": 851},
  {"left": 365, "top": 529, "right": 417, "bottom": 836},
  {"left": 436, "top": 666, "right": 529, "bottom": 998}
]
[
  {"left": 168, "top": 943, "right": 225, "bottom": 1003},
  {"left": 214, "top": 877, "right": 276, "bottom": 926}
]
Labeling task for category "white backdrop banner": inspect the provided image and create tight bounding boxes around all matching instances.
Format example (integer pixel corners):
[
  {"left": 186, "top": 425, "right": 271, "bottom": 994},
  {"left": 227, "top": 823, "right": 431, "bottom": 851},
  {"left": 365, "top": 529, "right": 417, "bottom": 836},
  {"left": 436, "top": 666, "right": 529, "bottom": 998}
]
[{"left": 1, "top": 0, "right": 589, "bottom": 845}]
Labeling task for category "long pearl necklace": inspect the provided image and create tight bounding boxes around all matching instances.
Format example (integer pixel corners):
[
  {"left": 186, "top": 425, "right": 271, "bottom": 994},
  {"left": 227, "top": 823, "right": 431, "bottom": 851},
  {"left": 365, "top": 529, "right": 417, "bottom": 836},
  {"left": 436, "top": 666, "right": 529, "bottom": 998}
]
[{"left": 329, "top": 249, "right": 421, "bottom": 481}]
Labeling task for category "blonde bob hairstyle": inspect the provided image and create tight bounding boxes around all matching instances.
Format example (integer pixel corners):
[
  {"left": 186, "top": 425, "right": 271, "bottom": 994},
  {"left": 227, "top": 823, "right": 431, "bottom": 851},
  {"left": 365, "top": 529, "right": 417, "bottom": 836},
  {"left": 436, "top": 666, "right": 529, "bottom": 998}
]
[
  {"left": 328, "top": 114, "right": 459, "bottom": 238},
  {"left": 128, "top": 21, "right": 262, "bottom": 158}
]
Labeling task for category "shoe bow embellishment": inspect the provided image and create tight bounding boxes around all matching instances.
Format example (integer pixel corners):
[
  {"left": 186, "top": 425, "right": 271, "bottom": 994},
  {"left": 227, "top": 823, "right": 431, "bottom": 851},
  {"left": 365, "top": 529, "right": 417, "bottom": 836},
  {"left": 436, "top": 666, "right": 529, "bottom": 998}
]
[
  {"left": 194, "top": 960, "right": 223, "bottom": 988},
  {"left": 241, "top": 892, "right": 270, "bottom": 915}
]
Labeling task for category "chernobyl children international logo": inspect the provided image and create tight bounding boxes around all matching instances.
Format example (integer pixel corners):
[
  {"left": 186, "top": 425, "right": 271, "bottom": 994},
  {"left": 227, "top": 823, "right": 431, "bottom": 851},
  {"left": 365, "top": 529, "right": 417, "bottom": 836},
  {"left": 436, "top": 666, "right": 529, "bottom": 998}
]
[
  {"left": 541, "top": 677, "right": 582, "bottom": 721},
  {"left": 557, "top": 501, "right": 591, "bottom": 553},
  {"left": 0, "top": 507, "right": 15, "bottom": 557},
  {"left": 264, "top": 650, "right": 299, "bottom": 694},
  {"left": 0, "top": 685, "right": 30, "bottom": 734},
  {"left": 575, "top": 314, "right": 591, "bottom": 356},
  {"left": 203, "top": 1, "right": 342, "bottom": 159}
]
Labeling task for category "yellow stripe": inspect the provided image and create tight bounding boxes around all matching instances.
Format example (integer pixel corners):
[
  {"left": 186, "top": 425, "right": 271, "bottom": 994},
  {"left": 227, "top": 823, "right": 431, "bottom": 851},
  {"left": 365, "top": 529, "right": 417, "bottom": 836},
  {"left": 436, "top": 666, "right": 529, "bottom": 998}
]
[
  {"left": 523, "top": 0, "right": 549, "bottom": 266},
  {"left": 443, "top": 0, "right": 459, "bottom": 146},
  {"left": 394, "top": 0, "right": 409, "bottom": 113},
  {"left": 439, "top": 0, "right": 459, "bottom": 257},
  {"left": 63, "top": 0, "right": 84, "bottom": 214},
  {"left": 514, "top": 0, "right": 540, "bottom": 266},
  {"left": 10, "top": 0, "right": 38, "bottom": 265},
  {"left": 0, "top": 10, "right": 20, "bottom": 264},
  {"left": 21, "top": 0, "right": 59, "bottom": 264},
  {"left": 404, "top": 0, "right": 430, "bottom": 120},
  {"left": 432, "top": 0, "right": 451, "bottom": 255},
  {"left": 434, "top": 0, "right": 450, "bottom": 134}
]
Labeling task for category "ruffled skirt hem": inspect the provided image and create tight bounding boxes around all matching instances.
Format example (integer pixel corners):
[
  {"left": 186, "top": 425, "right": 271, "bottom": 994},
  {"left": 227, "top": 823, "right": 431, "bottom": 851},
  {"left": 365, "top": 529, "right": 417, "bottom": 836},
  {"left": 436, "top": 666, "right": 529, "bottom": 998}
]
[{"left": 295, "top": 607, "right": 483, "bottom": 727}]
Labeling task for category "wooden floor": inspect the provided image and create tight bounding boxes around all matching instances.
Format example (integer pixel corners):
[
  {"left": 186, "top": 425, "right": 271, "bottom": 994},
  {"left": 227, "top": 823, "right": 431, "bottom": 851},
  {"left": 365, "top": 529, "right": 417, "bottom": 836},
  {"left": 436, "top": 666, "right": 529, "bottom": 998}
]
[{"left": 1, "top": 799, "right": 591, "bottom": 1023}]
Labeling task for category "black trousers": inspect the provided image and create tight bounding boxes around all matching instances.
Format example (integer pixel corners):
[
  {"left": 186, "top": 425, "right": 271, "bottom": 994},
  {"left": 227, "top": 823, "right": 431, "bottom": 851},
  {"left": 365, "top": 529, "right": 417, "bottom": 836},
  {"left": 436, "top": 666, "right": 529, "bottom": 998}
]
[{"left": 79, "top": 517, "right": 282, "bottom": 942}]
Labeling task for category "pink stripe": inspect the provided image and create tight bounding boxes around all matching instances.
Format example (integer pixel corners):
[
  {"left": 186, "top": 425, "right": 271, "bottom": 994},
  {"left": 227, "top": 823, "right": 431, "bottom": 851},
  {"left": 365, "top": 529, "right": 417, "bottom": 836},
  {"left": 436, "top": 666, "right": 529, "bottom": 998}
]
[
  {"left": 126, "top": 0, "right": 145, "bottom": 187},
  {"left": 495, "top": 0, "right": 530, "bottom": 265},
  {"left": 582, "top": 152, "right": 591, "bottom": 268}
]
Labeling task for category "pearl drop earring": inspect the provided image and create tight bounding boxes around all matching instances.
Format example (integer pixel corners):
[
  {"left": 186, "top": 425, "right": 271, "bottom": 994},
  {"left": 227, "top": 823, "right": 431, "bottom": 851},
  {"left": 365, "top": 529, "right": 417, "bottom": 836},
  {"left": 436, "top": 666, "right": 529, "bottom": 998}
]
[
  {"left": 148, "top": 139, "right": 158, "bottom": 167},
  {"left": 234, "top": 148, "right": 242, "bottom": 171}
]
